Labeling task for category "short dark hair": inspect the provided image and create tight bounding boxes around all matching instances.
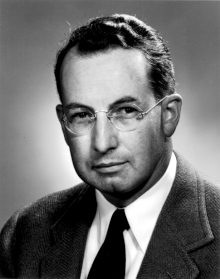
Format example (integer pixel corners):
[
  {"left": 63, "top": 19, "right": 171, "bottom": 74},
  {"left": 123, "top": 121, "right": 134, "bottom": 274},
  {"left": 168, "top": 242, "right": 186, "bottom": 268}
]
[{"left": 54, "top": 14, "right": 176, "bottom": 102}]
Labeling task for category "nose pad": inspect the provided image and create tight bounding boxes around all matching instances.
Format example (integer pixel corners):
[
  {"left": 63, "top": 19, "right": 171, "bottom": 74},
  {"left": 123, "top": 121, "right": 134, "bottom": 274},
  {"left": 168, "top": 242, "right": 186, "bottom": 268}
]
[
  {"left": 92, "top": 111, "right": 118, "bottom": 153},
  {"left": 107, "top": 115, "right": 114, "bottom": 125}
]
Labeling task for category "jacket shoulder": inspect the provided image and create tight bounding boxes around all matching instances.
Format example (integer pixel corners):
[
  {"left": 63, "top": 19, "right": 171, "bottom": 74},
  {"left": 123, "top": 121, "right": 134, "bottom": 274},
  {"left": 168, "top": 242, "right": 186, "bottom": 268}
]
[
  {"left": 0, "top": 183, "right": 89, "bottom": 277},
  {"left": 193, "top": 164, "right": 220, "bottom": 217},
  {"left": 200, "top": 173, "right": 220, "bottom": 235},
  {"left": 174, "top": 152, "right": 220, "bottom": 277},
  {"left": 175, "top": 152, "right": 220, "bottom": 229},
  {"left": 1, "top": 183, "right": 89, "bottom": 234}
]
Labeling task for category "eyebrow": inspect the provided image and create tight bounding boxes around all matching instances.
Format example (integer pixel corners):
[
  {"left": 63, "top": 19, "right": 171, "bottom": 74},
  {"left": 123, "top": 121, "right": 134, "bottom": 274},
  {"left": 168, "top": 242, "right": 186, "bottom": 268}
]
[
  {"left": 64, "top": 96, "right": 142, "bottom": 111},
  {"left": 65, "top": 102, "right": 92, "bottom": 111},
  {"left": 109, "top": 96, "right": 142, "bottom": 110}
]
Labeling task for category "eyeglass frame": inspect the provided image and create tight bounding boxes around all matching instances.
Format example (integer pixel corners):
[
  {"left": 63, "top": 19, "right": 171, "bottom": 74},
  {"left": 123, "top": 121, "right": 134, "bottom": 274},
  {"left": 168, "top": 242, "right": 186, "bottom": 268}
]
[{"left": 61, "top": 95, "right": 167, "bottom": 135}]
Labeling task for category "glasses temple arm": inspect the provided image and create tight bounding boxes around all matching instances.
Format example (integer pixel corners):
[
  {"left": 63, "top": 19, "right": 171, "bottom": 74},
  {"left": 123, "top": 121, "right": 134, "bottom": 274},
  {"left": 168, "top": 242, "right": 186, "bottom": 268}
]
[{"left": 141, "top": 96, "right": 167, "bottom": 116}]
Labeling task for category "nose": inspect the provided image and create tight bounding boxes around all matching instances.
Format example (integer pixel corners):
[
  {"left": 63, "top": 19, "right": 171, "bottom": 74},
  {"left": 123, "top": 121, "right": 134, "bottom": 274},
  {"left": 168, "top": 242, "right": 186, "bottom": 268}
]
[{"left": 92, "top": 112, "right": 118, "bottom": 154}]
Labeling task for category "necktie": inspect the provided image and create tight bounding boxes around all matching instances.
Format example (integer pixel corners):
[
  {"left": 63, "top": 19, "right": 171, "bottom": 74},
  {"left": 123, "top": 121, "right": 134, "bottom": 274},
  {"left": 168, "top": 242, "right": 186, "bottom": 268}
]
[{"left": 87, "top": 209, "right": 130, "bottom": 279}]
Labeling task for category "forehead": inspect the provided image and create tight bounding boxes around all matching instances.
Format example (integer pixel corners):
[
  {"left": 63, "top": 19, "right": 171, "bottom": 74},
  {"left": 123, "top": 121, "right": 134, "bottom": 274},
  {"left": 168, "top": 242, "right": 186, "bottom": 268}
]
[{"left": 60, "top": 48, "right": 152, "bottom": 107}]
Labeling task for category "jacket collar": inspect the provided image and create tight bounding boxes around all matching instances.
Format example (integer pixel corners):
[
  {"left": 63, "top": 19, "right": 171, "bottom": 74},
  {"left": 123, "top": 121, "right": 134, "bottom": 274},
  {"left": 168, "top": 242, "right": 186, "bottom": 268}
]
[{"left": 40, "top": 153, "right": 214, "bottom": 279}]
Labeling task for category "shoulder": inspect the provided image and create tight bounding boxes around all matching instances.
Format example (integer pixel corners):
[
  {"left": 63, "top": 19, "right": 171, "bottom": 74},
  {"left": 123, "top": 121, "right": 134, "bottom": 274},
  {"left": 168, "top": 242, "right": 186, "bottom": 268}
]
[
  {"left": 174, "top": 151, "right": 220, "bottom": 231},
  {"left": 196, "top": 169, "right": 220, "bottom": 229},
  {"left": 1, "top": 183, "right": 89, "bottom": 233},
  {"left": 174, "top": 151, "right": 220, "bottom": 197},
  {"left": 198, "top": 173, "right": 220, "bottom": 227},
  {"left": 0, "top": 183, "right": 89, "bottom": 254},
  {"left": 0, "top": 183, "right": 92, "bottom": 277}
]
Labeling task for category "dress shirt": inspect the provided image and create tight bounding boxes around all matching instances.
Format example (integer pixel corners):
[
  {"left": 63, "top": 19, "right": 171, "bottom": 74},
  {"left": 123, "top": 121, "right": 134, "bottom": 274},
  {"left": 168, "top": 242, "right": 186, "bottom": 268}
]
[{"left": 80, "top": 152, "right": 177, "bottom": 279}]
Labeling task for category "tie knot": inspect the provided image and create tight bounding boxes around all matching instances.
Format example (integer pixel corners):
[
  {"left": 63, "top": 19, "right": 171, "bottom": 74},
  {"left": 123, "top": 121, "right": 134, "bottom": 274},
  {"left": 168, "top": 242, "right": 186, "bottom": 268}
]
[{"left": 110, "top": 209, "right": 130, "bottom": 233}]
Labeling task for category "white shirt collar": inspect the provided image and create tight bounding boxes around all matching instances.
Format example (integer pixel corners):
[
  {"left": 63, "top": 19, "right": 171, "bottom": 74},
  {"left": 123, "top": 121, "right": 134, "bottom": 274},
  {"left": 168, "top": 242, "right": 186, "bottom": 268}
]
[{"left": 95, "top": 152, "right": 177, "bottom": 252}]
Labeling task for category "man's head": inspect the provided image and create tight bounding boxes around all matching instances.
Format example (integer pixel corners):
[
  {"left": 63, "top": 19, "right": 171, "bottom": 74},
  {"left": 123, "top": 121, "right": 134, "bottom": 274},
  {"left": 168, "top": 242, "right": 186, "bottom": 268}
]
[
  {"left": 54, "top": 14, "right": 176, "bottom": 103},
  {"left": 55, "top": 14, "right": 182, "bottom": 207}
]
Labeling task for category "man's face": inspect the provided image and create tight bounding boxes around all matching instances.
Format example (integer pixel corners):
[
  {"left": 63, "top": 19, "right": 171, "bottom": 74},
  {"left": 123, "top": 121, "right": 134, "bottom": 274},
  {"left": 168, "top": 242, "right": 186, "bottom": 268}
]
[{"left": 59, "top": 48, "right": 167, "bottom": 206}]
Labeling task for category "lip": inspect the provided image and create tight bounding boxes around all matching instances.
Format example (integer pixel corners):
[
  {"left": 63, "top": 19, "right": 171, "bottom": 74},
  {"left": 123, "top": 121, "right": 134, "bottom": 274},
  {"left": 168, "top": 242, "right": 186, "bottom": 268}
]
[{"left": 93, "top": 161, "right": 127, "bottom": 173}]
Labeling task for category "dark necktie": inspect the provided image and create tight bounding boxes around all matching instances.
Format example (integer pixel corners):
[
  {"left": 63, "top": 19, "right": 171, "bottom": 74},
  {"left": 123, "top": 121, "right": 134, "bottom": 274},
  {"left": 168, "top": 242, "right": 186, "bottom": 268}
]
[{"left": 87, "top": 209, "right": 130, "bottom": 279}]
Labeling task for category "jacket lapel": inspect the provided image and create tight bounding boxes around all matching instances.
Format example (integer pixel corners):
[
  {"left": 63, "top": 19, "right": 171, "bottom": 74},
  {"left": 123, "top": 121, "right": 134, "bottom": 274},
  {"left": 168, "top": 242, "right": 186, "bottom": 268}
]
[
  {"left": 137, "top": 153, "right": 214, "bottom": 279},
  {"left": 136, "top": 217, "right": 199, "bottom": 279},
  {"left": 40, "top": 185, "right": 97, "bottom": 279}
]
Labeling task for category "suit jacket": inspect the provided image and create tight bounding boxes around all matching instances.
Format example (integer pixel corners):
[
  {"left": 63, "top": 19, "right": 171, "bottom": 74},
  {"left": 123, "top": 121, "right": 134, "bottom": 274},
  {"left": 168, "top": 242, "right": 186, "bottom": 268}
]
[{"left": 0, "top": 153, "right": 220, "bottom": 279}]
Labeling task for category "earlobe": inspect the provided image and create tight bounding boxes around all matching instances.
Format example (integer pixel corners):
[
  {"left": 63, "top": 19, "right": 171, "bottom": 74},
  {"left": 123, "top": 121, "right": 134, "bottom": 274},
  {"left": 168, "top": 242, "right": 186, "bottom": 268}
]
[{"left": 161, "top": 94, "right": 182, "bottom": 137}]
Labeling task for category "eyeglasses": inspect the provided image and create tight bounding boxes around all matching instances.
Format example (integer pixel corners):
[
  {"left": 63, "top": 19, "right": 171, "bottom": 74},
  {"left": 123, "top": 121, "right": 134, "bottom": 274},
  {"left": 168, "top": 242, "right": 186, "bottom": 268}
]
[{"left": 61, "top": 96, "right": 167, "bottom": 136}]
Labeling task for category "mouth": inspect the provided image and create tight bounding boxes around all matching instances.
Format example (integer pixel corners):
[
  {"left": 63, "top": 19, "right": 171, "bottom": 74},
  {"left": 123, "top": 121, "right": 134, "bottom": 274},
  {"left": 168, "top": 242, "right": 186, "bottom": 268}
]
[{"left": 93, "top": 161, "right": 127, "bottom": 173}]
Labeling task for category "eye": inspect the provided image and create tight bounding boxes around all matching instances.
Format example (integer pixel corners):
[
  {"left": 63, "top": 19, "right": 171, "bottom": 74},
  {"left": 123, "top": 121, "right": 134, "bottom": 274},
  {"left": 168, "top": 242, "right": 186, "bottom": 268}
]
[
  {"left": 112, "top": 104, "right": 140, "bottom": 119},
  {"left": 119, "top": 107, "right": 137, "bottom": 114},
  {"left": 115, "top": 105, "right": 139, "bottom": 114},
  {"left": 74, "top": 112, "right": 90, "bottom": 119},
  {"left": 67, "top": 109, "right": 93, "bottom": 123}
]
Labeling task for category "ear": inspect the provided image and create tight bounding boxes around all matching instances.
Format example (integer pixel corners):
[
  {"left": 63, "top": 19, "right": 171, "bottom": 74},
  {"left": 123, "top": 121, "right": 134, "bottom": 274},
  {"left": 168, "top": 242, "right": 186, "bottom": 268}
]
[
  {"left": 161, "top": 94, "right": 182, "bottom": 137},
  {"left": 56, "top": 104, "right": 69, "bottom": 145}
]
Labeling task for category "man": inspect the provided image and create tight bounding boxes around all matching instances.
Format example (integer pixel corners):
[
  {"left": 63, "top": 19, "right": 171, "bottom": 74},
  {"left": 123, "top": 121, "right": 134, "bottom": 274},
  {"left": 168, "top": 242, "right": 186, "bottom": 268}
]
[{"left": 0, "top": 14, "right": 220, "bottom": 279}]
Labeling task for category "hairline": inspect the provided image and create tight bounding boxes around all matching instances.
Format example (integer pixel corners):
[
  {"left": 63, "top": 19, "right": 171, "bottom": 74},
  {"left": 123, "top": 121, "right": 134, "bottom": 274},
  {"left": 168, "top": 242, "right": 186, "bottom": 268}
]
[{"left": 58, "top": 45, "right": 155, "bottom": 103}]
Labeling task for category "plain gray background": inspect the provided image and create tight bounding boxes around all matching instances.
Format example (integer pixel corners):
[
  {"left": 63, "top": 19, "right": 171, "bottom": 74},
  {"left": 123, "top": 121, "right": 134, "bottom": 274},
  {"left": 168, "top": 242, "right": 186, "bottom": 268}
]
[{"left": 1, "top": 0, "right": 220, "bottom": 229}]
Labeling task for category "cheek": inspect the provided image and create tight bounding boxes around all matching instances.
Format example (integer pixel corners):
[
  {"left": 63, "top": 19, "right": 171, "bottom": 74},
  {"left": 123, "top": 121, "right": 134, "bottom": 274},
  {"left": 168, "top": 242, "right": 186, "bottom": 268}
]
[
  {"left": 130, "top": 123, "right": 163, "bottom": 164},
  {"left": 121, "top": 129, "right": 150, "bottom": 167},
  {"left": 68, "top": 137, "right": 91, "bottom": 167}
]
